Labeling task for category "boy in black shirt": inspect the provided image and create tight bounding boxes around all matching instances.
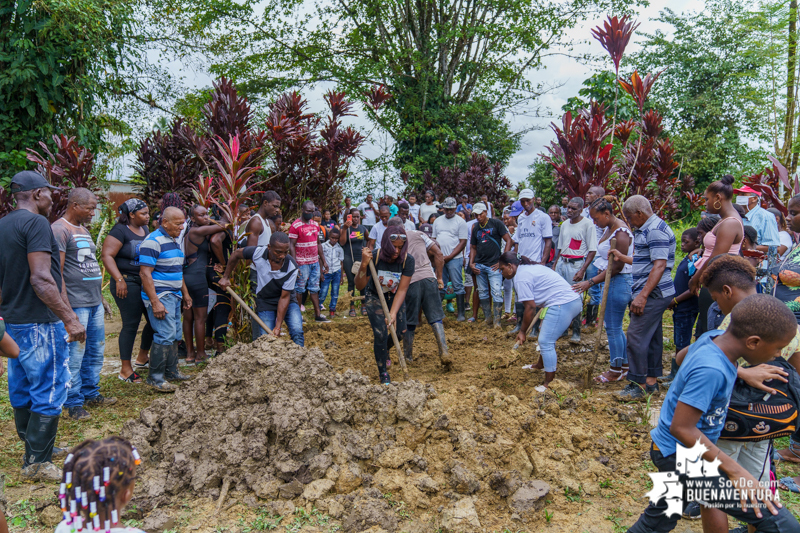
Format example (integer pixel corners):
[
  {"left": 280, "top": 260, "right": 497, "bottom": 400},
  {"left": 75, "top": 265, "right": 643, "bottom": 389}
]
[{"left": 468, "top": 202, "right": 513, "bottom": 327}]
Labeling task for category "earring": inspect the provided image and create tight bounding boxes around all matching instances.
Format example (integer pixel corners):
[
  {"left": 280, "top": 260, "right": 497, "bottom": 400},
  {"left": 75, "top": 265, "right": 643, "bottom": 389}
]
[{"left": 714, "top": 200, "right": 722, "bottom": 210}]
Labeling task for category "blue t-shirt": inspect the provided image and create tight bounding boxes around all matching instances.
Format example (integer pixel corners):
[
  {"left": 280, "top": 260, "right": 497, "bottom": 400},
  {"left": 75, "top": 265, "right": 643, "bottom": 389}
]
[
  {"left": 650, "top": 330, "right": 738, "bottom": 456},
  {"left": 673, "top": 256, "right": 699, "bottom": 314},
  {"left": 456, "top": 203, "right": 472, "bottom": 213}
]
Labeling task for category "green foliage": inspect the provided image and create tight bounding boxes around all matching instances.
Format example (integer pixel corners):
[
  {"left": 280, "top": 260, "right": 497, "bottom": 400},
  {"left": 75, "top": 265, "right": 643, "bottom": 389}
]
[
  {"left": 525, "top": 159, "right": 562, "bottom": 208},
  {"left": 562, "top": 71, "right": 638, "bottom": 122},
  {"left": 632, "top": 0, "right": 771, "bottom": 188}
]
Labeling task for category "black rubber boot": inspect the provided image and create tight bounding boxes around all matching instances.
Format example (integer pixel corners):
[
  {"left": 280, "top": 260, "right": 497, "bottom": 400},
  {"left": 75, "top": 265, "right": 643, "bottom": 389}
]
[
  {"left": 492, "top": 302, "right": 503, "bottom": 329},
  {"left": 659, "top": 358, "right": 679, "bottom": 385},
  {"left": 25, "top": 412, "right": 59, "bottom": 465},
  {"left": 14, "top": 408, "right": 31, "bottom": 465},
  {"left": 403, "top": 329, "right": 415, "bottom": 363},
  {"left": 508, "top": 302, "right": 523, "bottom": 336},
  {"left": 166, "top": 342, "right": 191, "bottom": 381},
  {"left": 569, "top": 314, "right": 581, "bottom": 344},
  {"left": 480, "top": 300, "right": 492, "bottom": 325},
  {"left": 431, "top": 322, "right": 452, "bottom": 365},
  {"left": 147, "top": 345, "right": 177, "bottom": 392},
  {"left": 456, "top": 294, "right": 466, "bottom": 322}
]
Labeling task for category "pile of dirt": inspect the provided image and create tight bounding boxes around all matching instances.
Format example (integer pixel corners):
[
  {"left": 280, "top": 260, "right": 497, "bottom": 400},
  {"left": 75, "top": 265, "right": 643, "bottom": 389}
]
[{"left": 123, "top": 335, "right": 651, "bottom": 532}]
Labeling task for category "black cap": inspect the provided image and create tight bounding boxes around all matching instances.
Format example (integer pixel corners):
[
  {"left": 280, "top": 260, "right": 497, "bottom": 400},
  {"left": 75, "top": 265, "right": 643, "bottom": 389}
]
[{"left": 10, "top": 171, "right": 60, "bottom": 193}]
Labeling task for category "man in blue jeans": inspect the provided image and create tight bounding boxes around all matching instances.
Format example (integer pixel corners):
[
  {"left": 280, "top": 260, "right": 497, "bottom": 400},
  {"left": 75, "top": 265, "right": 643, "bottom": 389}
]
[
  {"left": 468, "top": 202, "right": 513, "bottom": 327},
  {"left": 0, "top": 171, "right": 86, "bottom": 481},
  {"left": 219, "top": 232, "right": 304, "bottom": 345},
  {"left": 52, "top": 188, "right": 116, "bottom": 420},
  {"left": 140, "top": 206, "right": 193, "bottom": 392},
  {"left": 432, "top": 197, "right": 468, "bottom": 321}
]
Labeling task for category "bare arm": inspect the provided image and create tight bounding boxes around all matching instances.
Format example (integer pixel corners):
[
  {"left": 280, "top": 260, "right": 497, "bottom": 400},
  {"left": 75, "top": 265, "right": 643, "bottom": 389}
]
[
  {"left": 28, "top": 252, "right": 84, "bottom": 341},
  {"left": 427, "top": 242, "right": 444, "bottom": 288},
  {"left": 210, "top": 231, "right": 227, "bottom": 264},
  {"left": 139, "top": 265, "right": 166, "bottom": 319},
  {"left": 690, "top": 220, "right": 741, "bottom": 292},
  {"left": 101, "top": 235, "right": 125, "bottom": 285},
  {"left": 272, "top": 289, "right": 292, "bottom": 336},
  {"left": 246, "top": 217, "right": 264, "bottom": 248},
  {"left": 355, "top": 248, "right": 372, "bottom": 291},
  {"left": 502, "top": 232, "right": 513, "bottom": 252}
]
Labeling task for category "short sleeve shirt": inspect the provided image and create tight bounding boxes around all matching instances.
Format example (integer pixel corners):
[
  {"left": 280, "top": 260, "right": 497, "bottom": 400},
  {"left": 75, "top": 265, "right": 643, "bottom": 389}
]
[
  {"left": 322, "top": 241, "right": 344, "bottom": 273},
  {"left": 513, "top": 209, "right": 553, "bottom": 263},
  {"left": 408, "top": 204, "right": 421, "bottom": 223},
  {"left": 288, "top": 219, "right": 321, "bottom": 265},
  {"left": 51, "top": 218, "right": 102, "bottom": 308},
  {"left": 0, "top": 209, "right": 62, "bottom": 324},
  {"left": 514, "top": 264, "right": 581, "bottom": 307},
  {"left": 631, "top": 214, "right": 676, "bottom": 298},
  {"left": 342, "top": 224, "right": 367, "bottom": 262},
  {"left": 107, "top": 223, "right": 149, "bottom": 276},
  {"left": 357, "top": 202, "right": 379, "bottom": 226},
  {"left": 408, "top": 230, "right": 436, "bottom": 284},
  {"left": 557, "top": 217, "right": 598, "bottom": 257},
  {"left": 432, "top": 215, "right": 468, "bottom": 257},
  {"left": 419, "top": 204, "right": 439, "bottom": 225},
  {"left": 369, "top": 222, "right": 388, "bottom": 250},
  {"left": 471, "top": 218, "right": 508, "bottom": 266},
  {"left": 650, "top": 331, "right": 737, "bottom": 456},
  {"left": 243, "top": 246, "right": 299, "bottom": 312},
  {"left": 139, "top": 228, "right": 184, "bottom": 300},
  {"left": 365, "top": 254, "right": 415, "bottom": 297}
]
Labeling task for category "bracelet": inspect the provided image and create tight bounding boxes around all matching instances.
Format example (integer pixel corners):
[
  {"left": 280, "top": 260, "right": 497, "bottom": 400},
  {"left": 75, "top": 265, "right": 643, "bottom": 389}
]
[
  {"left": 116, "top": 278, "right": 123, "bottom": 282},
  {"left": 672, "top": 298, "right": 678, "bottom": 306}
]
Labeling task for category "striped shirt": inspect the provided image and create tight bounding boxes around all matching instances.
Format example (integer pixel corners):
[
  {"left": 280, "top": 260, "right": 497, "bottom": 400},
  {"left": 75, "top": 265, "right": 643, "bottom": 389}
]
[
  {"left": 631, "top": 214, "right": 676, "bottom": 298},
  {"left": 139, "top": 227, "right": 184, "bottom": 300},
  {"left": 288, "top": 219, "right": 321, "bottom": 265}
]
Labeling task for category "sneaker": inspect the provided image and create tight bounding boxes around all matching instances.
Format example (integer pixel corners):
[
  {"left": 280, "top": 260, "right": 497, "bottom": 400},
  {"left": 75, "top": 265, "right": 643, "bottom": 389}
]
[
  {"left": 21, "top": 461, "right": 62, "bottom": 481},
  {"left": 300, "top": 305, "right": 306, "bottom": 312},
  {"left": 616, "top": 382, "right": 645, "bottom": 401},
  {"left": 315, "top": 315, "right": 331, "bottom": 323},
  {"left": 682, "top": 501, "right": 701, "bottom": 520},
  {"left": 320, "top": 303, "right": 326, "bottom": 310},
  {"left": 85, "top": 395, "right": 117, "bottom": 408},
  {"left": 380, "top": 372, "right": 391, "bottom": 385},
  {"left": 329, "top": 311, "right": 335, "bottom": 319},
  {"left": 65, "top": 406, "right": 91, "bottom": 420}
]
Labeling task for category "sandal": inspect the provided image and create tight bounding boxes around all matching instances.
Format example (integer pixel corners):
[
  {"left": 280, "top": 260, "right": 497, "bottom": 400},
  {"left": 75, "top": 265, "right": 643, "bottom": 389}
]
[
  {"left": 133, "top": 359, "right": 149, "bottom": 369},
  {"left": 594, "top": 369, "right": 625, "bottom": 383},
  {"left": 118, "top": 371, "right": 142, "bottom": 383},
  {"left": 779, "top": 477, "right": 800, "bottom": 493},
  {"left": 467, "top": 317, "right": 475, "bottom": 323},
  {"left": 349, "top": 307, "right": 357, "bottom": 317},
  {"left": 775, "top": 443, "right": 800, "bottom": 463}
]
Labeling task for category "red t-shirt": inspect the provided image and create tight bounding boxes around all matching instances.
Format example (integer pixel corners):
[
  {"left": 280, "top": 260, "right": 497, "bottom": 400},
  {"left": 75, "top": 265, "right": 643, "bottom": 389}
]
[{"left": 288, "top": 219, "right": 321, "bottom": 265}]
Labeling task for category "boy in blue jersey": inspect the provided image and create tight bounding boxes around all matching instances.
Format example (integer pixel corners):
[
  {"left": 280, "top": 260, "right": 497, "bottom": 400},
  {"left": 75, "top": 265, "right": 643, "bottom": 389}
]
[
  {"left": 627, "top": 294, "right": 800, "bottom": 533},
  {"left": 139, "top": 207, "right": 192, "bottom": 392}
]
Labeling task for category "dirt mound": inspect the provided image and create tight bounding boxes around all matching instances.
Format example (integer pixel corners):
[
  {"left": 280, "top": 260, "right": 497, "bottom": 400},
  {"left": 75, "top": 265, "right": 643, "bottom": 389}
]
[{"left": 123, "top": 335, "right": 651, "bottom": 531}]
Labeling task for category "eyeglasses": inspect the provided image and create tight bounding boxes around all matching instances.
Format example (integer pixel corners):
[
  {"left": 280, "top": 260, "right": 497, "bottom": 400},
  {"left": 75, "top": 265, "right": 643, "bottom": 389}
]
[{"left": 389, "top": 234, "right": 407, "bottom": 242}]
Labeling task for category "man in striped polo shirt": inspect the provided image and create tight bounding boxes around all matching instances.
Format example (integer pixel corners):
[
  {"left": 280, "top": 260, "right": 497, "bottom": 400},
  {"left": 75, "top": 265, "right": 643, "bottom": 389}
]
[
  {"left": 618, "top": 195, "right": 676, "bottom": 400},
  {"left": 140, "top": 206, "right": 192, "bottom": 391}
]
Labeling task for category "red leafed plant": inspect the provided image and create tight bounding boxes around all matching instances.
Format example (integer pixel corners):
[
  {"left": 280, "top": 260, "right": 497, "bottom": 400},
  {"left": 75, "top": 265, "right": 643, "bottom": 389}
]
[
  {"left": 541, "top": 102, "right": 615, "bottom": 198},
  {"left": 209, "top": 135, "right": 264, "bottom": 234},
  {"left": 193, "top": 176, "right": 215, "bottom": 208},
  {"left": 742, "top": 156, "right": 800, "bottom": 215},
  {"left": 25, "top": 135, "right": 100, "bottom": 222},
  {"left": 618, "top": 70, "right": 664, "bottom": 115}
]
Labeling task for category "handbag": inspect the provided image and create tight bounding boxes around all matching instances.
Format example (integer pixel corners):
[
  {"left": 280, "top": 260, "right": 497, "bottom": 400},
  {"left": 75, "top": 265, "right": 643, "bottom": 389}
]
[{"left": 348, "top": 226, "right": 362, "bottom": 275}]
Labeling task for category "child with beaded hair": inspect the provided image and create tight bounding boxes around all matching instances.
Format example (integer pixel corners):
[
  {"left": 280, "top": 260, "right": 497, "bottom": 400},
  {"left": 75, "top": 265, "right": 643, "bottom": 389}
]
[{"left": 55, "top": 437, "right": 144, "bottom": 533}]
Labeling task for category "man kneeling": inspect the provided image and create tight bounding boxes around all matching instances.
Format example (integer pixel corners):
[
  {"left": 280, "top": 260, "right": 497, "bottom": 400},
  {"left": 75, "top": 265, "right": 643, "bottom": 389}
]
[{"left": 219, "top": 232, "right": 304, "bottom": 346}]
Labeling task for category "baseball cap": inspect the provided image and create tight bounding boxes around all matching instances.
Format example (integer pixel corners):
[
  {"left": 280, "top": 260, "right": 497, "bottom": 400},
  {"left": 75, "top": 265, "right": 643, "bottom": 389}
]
[
  {"left": 441, "top": 197, "right": 457, "bottom": 209},
  {"left": 518, "top": 188, "right": 534, "bottom": 200},
  {"left": 733, "top": 185, "right": 761, "bottom": 197},
  {"left": 509, "top": 201, "right": 523, "bottom": 217},
  {"left": 10, "top": 171, "right": 60, "bottom": 193},
  {"left": 419, "top": 223, "right": 433, "bottom": 237},
  {"left": 472, "top": 202, "right": 487, "bottom": 215}
]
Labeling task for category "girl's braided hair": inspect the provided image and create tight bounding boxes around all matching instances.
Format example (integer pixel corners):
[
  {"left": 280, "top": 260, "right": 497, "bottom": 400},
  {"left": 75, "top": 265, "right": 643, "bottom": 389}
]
[{"left": 59, "top": 437, "right": 140, "bottom": 532}]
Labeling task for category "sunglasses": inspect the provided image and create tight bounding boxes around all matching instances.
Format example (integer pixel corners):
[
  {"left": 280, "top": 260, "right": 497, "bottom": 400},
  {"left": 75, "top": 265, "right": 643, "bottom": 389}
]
[{"left": 389, "top": 234, "right": 407, "bottom": 242}]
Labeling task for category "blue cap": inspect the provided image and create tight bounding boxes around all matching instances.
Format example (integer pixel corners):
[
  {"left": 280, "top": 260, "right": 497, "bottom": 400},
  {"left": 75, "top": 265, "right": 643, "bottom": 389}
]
[{"left": 509, "top": 201, "right": 523, "bottom": 217}]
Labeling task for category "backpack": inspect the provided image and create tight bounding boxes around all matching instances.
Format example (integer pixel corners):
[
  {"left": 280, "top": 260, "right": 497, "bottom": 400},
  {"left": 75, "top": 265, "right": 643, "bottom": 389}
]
[{"left": 720, "top": 358, "right": 800, "bottom": 442}]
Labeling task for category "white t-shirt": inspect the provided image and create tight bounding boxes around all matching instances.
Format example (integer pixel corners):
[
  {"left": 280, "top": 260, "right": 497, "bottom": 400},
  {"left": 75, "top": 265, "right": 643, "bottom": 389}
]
[
  {"left": 322, "top": 241, "right": 344, "bottom": 272},
  {"left": 56, "top": 521, "right": 145, "bottom": 533},
  {"left": 432, "top": 215, "right": 468, "bottom": 257},
  {"left": 779, "top": 230, "right": 794, "bottom": 259},
  {"left": 419, "top": 203, "right": 439, "bottom": 225},
  {"left": 558, "top": 217, "right": 598, "bottom": 257},
  {"left": 514, "top": 264, "right": 581, "bottom": 307},
  {"left": 369, "top": 221, "right": 388, "bottom": 249},
  {"left": 404, "top": 219, "right": 416, "bottom": 232},
  {"left": 408, "top": 204, "right": 421, "bottom": 224},
  {"left": 464, "top": 219, "right": 478, "bottom": 259},
  {"left": 513, "top": 209, "right": 553, "bottom": 263},
  {"left": 358, "top": 201, "right": 379, "bottom": 225}
]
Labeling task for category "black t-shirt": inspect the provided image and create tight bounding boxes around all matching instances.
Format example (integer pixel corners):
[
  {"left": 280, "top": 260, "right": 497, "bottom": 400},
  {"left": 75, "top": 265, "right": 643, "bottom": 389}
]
[
  {"left": 343, "top": 224, "right": 368, "bottom": 263},
  {"left": 470, "top": 218, "right": 508, "bottom": 266},
  {"left": 365, "top": 254, "right": 415, "bottom": 298},
  {"left": 0, "top": 209, "right": 62, "bottom": 324},
  {"left": 107, "top": 223, "right": 149, "bottom": 276},
  {"left": 672, "top": 256, "right": 699, "bottom": 314}
]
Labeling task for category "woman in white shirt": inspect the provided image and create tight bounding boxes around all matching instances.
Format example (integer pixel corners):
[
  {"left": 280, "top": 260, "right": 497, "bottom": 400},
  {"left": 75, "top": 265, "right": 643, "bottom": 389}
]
[
  {"left": 768, "top": 207, "right": 794, "bottom": 259},
  {"left": 572, "top": 198, "right": 633, "bottom": 383},
  {"left": 499, "top": 252, "right": 581, "bottom": 388}
]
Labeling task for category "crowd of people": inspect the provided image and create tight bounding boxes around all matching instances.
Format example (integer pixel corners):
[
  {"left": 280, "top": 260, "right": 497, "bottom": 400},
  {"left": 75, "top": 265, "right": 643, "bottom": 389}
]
[{"left": 4, "top": 167, "right": 800, "bottom": 532}]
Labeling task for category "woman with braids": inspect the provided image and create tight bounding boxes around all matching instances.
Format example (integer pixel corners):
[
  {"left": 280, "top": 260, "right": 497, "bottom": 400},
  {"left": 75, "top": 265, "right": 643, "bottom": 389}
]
[
  {"left": 182, "top": 205, "right": 226, "bottom": 364},
  {"left": 56, "top": 437, "right": 144, "bottom": 533},
  {"left": 498, "top": 252, "right": 582, "bottom": 388},
  {"left": 355, "top": 227, "right": 414, "bottom": 385},
  {"left": 101, "top": 199, "right": 153, "bottom": 383},
  {"left": 572, "top": 197, "right": 633, "bottom": 383}
]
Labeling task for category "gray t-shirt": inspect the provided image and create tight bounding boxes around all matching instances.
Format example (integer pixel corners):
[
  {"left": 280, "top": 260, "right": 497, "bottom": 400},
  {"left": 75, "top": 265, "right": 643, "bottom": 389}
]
[
  {"left": 432, "top": 215, "right": 468, "bottom": 257},
  {"left": 51, "top": 218, "right": 102, "bottom": 308}
]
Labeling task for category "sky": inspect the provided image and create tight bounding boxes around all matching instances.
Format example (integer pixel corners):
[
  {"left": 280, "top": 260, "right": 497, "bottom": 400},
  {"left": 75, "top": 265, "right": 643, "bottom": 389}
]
[{"left": 135, "top": 0, "right": 701, "bottom": 194}]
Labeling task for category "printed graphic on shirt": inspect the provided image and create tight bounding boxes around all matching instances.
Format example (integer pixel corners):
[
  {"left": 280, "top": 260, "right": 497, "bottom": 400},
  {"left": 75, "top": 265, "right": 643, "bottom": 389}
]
[
  {"left": 349, "top": 230, "right": 364, "bottom": 241},
  {"left": 72, "top": 234, "right": 102, "bottom": 280},
  {"left": 377, "top": 269, "right": 402, "bottom": 293}
]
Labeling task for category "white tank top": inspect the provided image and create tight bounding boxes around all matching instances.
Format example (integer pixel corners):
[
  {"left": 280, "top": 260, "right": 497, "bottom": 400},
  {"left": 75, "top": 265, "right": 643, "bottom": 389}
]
[{"left": 248, "top": 213, "right": 272, "bottom": 268}]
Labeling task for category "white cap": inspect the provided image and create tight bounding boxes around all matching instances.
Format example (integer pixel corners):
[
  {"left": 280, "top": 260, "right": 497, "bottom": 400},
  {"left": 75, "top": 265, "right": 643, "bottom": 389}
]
[
  {"left": 518, "top": 189, "right": 534, "bottom": 200},
  {"left": 472, "top": 202, "right": 487, "bottom": 214}
]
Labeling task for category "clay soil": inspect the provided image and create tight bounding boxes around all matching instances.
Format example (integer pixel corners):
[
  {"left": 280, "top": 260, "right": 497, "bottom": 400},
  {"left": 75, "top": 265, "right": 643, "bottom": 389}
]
[{"left": 1, "top": 306, "right": 799, "bottom": 533}]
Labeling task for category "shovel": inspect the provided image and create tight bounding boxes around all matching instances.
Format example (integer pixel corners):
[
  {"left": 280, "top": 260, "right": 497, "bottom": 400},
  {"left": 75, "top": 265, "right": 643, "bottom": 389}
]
[
  {"left": 367, "top": 260, "right": 409, "bottom": 381},
  {"left": 583, "top": 237, "right": 616, "bottom": 388},
  {"left": 225, "top": 287, "right": 274, "bottom": 336}
]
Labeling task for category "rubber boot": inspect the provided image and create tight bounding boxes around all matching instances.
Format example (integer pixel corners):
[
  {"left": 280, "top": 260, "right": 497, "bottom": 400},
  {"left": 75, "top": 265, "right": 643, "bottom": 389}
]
[
  {"left": 431, "top": 322, "right": 452, "bottom": 365},
  {"left": 166, "top": 342, "right": 191, "bottom": 381},
  {"left": 492, "top": 302, "right": 503, "bottom": 329},
  {"left": 146, "top": 345, "right": 177, "bottom": 392},
  {"left": 14, "top": 408, "right": 31, "bottom": 465},
  {"left": 456, "top": 294, "right": 466, "bottom": 322},
  {"left": 403, "top": 329, "right": 415, "bottom": 363},
  {"left": 569, "top": 314, "right": 581, "bottom": 344},
  {"left": 530, "top": 319, "right": 540, "bottom": 340},
  {"left": 480, "top": 300, "right": 492, "bottom": 325},
  {"left": 659, "top": 358, "right": 679, "bottom": 386},
  {"left": 21, "top": 412, "right": 62, "bottom": 480}
]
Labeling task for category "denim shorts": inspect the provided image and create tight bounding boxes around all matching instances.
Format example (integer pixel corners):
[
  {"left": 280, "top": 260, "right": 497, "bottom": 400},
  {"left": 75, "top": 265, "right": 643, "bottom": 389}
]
[{"left": 296, "top": 262, "right": 321, "bottom": 294}]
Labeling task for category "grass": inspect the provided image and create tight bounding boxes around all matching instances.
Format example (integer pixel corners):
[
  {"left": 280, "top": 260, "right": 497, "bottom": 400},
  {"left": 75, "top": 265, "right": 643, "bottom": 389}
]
[{"left": 7, "top": 499, "right": 37, "bottom": 529}]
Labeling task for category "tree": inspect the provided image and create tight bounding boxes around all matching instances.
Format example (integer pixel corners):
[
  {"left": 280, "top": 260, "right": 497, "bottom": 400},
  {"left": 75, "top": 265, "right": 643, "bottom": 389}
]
[
  {"left": 524, "top": 159, "right": 562, "bottom": 208},
  {"left": 147, "top": 0, "right": 642, "bottom": 181},
  {"left": 562, "top": 71, "right": 638, "bottom": 123}
]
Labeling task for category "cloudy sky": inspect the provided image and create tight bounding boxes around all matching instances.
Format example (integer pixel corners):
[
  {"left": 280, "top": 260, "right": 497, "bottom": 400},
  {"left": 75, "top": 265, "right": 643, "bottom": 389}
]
[{"left": 147, "top": 0, "right": 700, "bottom": 193}]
